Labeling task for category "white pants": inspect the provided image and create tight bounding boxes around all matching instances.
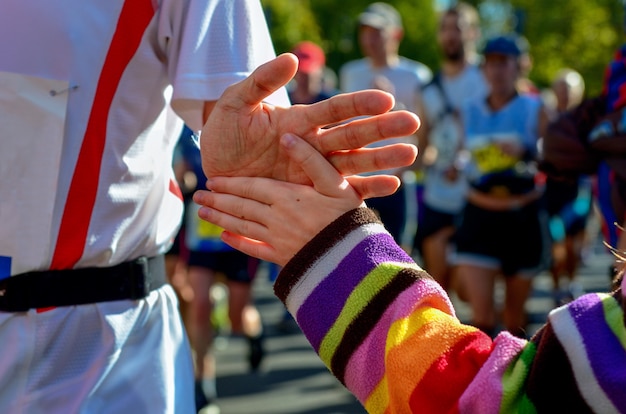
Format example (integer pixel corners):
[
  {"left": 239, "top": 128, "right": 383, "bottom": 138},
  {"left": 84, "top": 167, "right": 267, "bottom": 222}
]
[{"left": 0, "top": 285, "right": 194, "bottom": 413}]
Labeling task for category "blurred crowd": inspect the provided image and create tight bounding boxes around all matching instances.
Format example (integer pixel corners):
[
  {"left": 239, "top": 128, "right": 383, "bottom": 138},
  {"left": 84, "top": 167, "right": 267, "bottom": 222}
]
[{"left": 170, "top": 2, "right": 626, "bottom": 412}]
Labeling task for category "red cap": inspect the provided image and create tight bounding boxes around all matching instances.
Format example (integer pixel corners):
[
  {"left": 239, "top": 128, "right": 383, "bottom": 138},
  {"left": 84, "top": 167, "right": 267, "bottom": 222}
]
[{"left": 291, "top": 41, "right": 325, "bottom": 74}]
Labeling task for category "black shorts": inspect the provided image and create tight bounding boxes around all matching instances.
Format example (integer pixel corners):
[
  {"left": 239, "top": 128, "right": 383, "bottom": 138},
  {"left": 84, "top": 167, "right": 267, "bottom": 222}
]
[
  {"left": 454, "top": 201, "right": 547, "bottom": 277},
  {"left": 544, "top": 178, "right": 590, "bottom": 237},
  {"left": 561, "top": 211, "right": 588, "bottom": 237},
  {"left": 187, "top": 250, "right": 259, "bottom": 284},
  {"left": 414, "top": 203, "right": 458, "bottom": 251}
]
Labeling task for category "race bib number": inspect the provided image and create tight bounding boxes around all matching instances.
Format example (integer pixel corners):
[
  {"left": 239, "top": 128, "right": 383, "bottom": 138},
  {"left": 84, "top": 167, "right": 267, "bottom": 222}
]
[
  {"left": 472, "top": 142, "right": 519, "bottom": 174},
  {"left": 0, "top": 72, "right": 68, "bottom": 277}
]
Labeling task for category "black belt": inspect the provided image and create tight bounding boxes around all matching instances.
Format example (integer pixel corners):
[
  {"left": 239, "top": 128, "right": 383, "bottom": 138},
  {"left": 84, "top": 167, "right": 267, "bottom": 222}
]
[{"left": 0, "top": 255, "right": 166, "bottom": 312}]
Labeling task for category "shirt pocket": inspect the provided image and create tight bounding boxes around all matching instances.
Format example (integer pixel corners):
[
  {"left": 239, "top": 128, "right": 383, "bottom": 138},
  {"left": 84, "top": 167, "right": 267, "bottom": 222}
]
[{"left": 0, "top": 71, "right": 70, "bottom": 277}]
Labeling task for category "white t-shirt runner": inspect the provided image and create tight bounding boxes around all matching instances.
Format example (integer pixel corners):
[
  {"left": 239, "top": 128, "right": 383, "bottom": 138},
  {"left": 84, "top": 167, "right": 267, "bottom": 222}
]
[
  {"left": 0, "top": 0, "right": 289, "bottom": 277},
  {"left": 421, "top": 64, "right": 488, "bottom": 213},
  {"left": 339, "top": 57, "right": 432, "bottom": 176}
]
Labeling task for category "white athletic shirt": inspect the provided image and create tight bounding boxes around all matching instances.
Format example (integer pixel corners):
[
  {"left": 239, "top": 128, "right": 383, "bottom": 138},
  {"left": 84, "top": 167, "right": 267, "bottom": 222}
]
[
  {"left": 0, "top": 0, "right": 289, "bottom": 277},
  {"left": 462, "top": 94, "right": 542, "bottom": 193},
  {"left": 421, "top": 65, "right": 488, "bottom": 213},
  {"left": 340, "top": 57, "right": 432, "bottom": 114},
  {"left": 421, "top": 65, "right": 487, "bottom": 132},
  {"left": 339, "top": 57, "right": 432, "bottom": 176}
]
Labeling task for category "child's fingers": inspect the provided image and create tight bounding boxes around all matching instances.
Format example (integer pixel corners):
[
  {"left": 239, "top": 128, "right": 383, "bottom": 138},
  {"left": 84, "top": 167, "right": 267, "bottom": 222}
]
[
  {"left": 280, "top": 133, "right": 349, "bottom": 195},
  {"left": 345, "top": 175, "right": 401, "bottom": 199},
  {"left": 195, "top": 192, "right": 291, "bottom": 265},
  {"left": 219, "top": 232, "right": 282, "bottom": 265},
  {"left": 199, "top": 177, "right": 280, "bottom": 207},
  {"left": 197, "top": 202, "right": 268, "bottom": 242},
  {"left": 194, "top": 189, "right": 269, "bottom": 225}
]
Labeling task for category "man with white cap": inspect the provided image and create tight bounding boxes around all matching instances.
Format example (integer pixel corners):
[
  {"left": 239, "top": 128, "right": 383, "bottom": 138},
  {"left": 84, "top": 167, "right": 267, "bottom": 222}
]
[
  {"left": 340, "top": 2, "right": 432, "bottom": 248},
  {"left": 341, "top": 2, "right": 432, "bottom": 102}
]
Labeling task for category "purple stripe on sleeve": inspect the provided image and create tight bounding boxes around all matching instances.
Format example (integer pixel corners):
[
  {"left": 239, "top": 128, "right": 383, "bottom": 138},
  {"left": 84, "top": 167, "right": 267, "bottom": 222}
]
[
  {"left": 275, "top": 208, "right": 381, "bottom": 303},
  {"left": 296, "top": 232, "right": 413, "bottom": 351},
  {"left": 570, "top": 294, "right": 626, "bottom": 411}
]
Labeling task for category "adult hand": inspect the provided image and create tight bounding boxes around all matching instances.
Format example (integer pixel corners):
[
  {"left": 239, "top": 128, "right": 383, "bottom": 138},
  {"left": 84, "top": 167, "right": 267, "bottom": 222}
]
[
  {"left": 200, "top": 53, "right": 419, "bottom": 199},
  {"left": 194, "top": 133, "right": 365, "bottom": 266}
]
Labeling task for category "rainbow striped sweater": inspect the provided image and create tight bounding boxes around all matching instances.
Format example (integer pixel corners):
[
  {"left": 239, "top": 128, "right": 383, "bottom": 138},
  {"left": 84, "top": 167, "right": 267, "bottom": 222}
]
[{"left": 274, "top": 208, "right": 626, "bottom": 413}]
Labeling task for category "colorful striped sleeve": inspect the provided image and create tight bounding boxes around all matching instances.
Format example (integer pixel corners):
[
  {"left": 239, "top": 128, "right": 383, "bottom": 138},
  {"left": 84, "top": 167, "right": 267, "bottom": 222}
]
[{"left": 274, "top": 208, "right": 626, "bottom": 413}]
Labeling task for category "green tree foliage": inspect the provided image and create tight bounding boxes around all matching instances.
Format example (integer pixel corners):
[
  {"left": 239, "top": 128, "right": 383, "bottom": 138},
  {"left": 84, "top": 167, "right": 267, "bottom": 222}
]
[
  {"left": 261, "top": 0, "right": 322, "bottom": 53},
  {"left": 393, "top": 1, "right": 440, "bottom": 71},
  {"left": 262, "top": 0, "right": 624, "bottom": 96},
  {"left": 510, "top": 0, "right": 623, "bottom": 95},
  {"left": 263, "top": 0, "right": 440, "bottom": 84}
]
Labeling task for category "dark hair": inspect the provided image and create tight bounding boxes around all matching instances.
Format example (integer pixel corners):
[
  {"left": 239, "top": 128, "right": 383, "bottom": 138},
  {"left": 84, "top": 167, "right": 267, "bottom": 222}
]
[{"left": 441, "top": 2, "right": 479, "bottom": 29}]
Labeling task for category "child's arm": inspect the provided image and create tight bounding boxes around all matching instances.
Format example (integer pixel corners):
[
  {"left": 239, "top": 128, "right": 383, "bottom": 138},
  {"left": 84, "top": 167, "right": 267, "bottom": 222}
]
[{"left": 193, "top": 134, "right": 626, "bottom": 414}]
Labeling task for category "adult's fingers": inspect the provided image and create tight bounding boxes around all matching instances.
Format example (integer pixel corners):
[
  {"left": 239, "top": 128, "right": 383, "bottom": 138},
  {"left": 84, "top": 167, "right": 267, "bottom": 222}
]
[
  {"left": 219, "top": 53, "right": 298, "bottom": 111},
  {"left": 299, "top": 89, "right": 395, "bottom": 128},
  {"left": 318, "top": 110, "right": 420, "bottom": 154},
  {"left": 278, "top": 133, "right": 414, "bottom": 198},
  {"left": 327, "top": 143, "right": 418, "bottom": 176}
]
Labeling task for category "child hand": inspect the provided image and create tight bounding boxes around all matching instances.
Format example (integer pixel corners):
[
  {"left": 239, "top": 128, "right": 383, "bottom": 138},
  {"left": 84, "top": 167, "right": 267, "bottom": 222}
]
[{"left": 193, "top": 133, "right": 374, "bottom": 266}]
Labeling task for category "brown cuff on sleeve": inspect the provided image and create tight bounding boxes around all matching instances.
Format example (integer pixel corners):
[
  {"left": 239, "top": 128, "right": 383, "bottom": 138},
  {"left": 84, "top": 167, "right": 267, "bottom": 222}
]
[{"left": 273, "top": 208, "right": 382, "bottom": 303}]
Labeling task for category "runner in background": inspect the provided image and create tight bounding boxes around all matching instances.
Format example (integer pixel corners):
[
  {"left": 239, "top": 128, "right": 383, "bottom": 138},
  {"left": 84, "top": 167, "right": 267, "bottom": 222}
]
[
  {"left": 453, "top": 35, "right": 550, "bottom": 338},
  {"left": 413, "top": 2, "right": 487, "bottom": 292},
  {"left": 542, "top": 69, "right": 593, "bottom": 304},
  {"left": 179, "top": 126, "right": 265, "bottom": 413},
  {"left": 340, "top": 2, "right": 432, "bottom": 248}
]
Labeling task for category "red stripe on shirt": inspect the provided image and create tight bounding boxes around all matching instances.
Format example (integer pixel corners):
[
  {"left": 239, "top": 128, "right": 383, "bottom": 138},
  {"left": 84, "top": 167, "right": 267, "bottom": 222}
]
[
  {"left": 50, "top": 0, "right": 156, "bottom": 270},
  {"left": 169, "top": 179, "right": 183, "bottom": 201}
]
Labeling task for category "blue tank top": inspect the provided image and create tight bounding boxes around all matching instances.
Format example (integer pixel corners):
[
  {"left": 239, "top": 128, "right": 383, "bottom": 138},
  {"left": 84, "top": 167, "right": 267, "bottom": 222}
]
[{"left": 462, "top": 94, "right": 542, "bottom": 195}]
